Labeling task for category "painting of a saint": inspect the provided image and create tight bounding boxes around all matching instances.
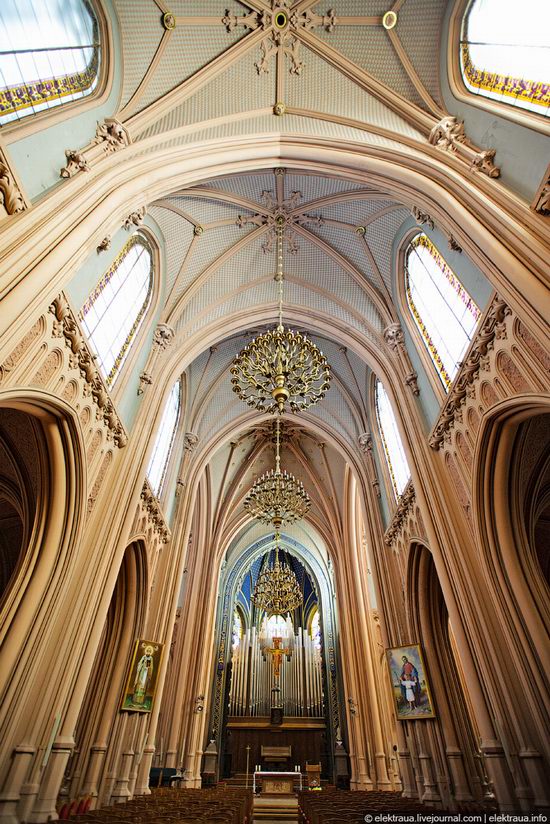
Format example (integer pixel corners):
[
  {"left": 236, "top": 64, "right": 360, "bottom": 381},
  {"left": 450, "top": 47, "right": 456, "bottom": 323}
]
[
  {"left": 386, "top": 644, "right": 435, "bottom": 719},
  {"left": 121, "top": 639, "right": 164, "bottom": 713}
]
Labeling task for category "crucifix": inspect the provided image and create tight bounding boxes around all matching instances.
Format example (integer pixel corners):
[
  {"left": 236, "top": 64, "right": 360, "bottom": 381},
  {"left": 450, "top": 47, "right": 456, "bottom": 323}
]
[{"left": 266, "top": 636, "right": 292, "bottom": 679}]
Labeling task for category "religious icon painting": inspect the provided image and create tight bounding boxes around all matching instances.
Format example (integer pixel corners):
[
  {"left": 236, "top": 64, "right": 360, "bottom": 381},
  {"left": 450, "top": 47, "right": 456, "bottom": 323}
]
[
  {"left": 386, "top": 644, "right": 435, "bottom": 720},
  {"left": 120, "top": 639, "right": 164, "bottom": 713}
]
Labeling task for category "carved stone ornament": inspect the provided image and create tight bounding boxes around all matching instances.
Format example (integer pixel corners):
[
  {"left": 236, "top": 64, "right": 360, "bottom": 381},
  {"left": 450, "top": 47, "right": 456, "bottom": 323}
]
[
  {"left": 60, "top": 149, "right": 90, "bottom": 179},
  {"left": 0, "top": 157, "right": 26, "bottom": 217},
  {"left": 49, "top": 295, "right": 128, "bottom": 447},
  {"left": 405, "top": 371, "right": 420, "bottom": 396},
  {"left": 428, "top": 116, "right": 500, "bottom": 178},
  {"left": 137, "top": 371, "right": 153, "bottom": 395},
  {"left": 162, "top": 11, "right": 176, "bottom": 30},
  {"left": 96, "top": 235, "right": 112, "bottom": 254},
  {"left": 92, "top": 118, "right": 131, "bottom": 154},
  {"left": 411, "top": 207, "right": 434, "bottom": 230},
  {"left": 358, "top": 432, "right": 373, "bottom": 453},
  {"left": 153, "top": 323, "right": 174, "bottom": 350},
  {"left": 429, "top": 295, "right": 512, "bottom": 449},
  {"left": 183, "top": 432, "right": 199, "bottom": 452},
  {"left": 123, "top": 206, "right": 146, "bottom": 231},
  {"left": 383, "top": 323, "right": 404, "bottom": 351},
  {"left": 531, "top": 165, "right": 550, "bottom": 216},
  {"left": 140, "top": 479, "right": 170, "bottom": 543},
  {"left": 384, "top": 480, "right": 415, "bottom": 546}
]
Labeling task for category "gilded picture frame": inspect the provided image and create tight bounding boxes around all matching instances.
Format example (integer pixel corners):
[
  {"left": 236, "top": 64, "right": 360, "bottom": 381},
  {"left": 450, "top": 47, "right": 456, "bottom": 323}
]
[
  {"left": 120, "top": 639, "right": 164, "bottom": 713},
  {"left": 386, "top": 643, "right": 436, "bottom": 720}
]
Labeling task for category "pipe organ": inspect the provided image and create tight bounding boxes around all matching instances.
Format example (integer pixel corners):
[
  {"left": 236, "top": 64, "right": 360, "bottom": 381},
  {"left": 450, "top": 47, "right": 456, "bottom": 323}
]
[{"left": 229, "top": 626, "right": 324, "bottom": 717}]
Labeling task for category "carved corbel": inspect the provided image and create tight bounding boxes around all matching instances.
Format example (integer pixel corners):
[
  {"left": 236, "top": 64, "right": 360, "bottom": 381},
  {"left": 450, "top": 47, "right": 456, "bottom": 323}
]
[
  {"left": 428, "top": 116, "right": 500, "bottom": 179},
  {"left": 383, "top": 323, "right": 420, "bottom": 396},
  {"left": 123, "top": 206, "right": 146, "bottom": 231},
  {"left": 411, "top": 207, "right": 462, "bottom": 253},
  {"left": 0, "top": 150, "right": 27, "bottom": 217},
  {"left": 137, "top": 371, "right": 153, "bottom": 395},
  {"left": 358, "top": 432, "right": 381, "bottom": 498},
  {"left": 60, "top": 150, "right": 90, "bottom": 179}
]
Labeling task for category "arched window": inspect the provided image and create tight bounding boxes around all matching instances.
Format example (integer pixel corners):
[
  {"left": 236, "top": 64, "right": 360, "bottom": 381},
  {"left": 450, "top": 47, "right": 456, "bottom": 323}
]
[
  {"left": 147, "top": 381, "right": 181, "bottom": 497},
  {"left": 79, "top": 232, "right": 153, "bottom": 389},
  {"left": 405, "top": 233, "right": 480, "bottom": 390},
  {"left": 460, "top": 0, "right": 550, "bottom": 118},
  {"left": 310, "top": 608, "right": 321, "bottom": 653},
  {"left": 0, "top": 0, "right": 101, "bottom": 125},
  {"left": 375, "top": 379, "right": 411, "bottom": 499}
]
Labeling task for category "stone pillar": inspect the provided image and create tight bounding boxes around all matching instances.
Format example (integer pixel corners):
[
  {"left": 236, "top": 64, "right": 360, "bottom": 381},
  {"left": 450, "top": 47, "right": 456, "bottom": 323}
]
[
  {"left": 0, "top": 745, "right": 36, "bottom": 824},
  {"left": 29, "top": 736, "right": 74, "bottom": 823}
]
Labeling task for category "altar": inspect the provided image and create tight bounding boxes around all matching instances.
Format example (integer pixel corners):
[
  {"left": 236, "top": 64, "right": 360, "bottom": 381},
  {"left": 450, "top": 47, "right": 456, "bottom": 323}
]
[{"left": 253, "top": 770, "right": 303, "bottom": 795}]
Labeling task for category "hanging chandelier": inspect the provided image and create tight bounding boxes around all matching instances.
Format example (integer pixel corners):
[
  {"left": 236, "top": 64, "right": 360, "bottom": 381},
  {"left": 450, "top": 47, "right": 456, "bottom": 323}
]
[
  {"left": 251, "top": 535, "right": 303, "bottom": 616},
  {"left": 244, "top": 419, "right": 310, "bottom": 528},
  {"left": 230, "top": 220, "right": 331, "bottom": 414}
]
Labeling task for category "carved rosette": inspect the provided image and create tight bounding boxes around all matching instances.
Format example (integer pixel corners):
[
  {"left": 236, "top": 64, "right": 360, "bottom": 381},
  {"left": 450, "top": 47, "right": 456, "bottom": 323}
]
[
  {"left": 384, "top": 480, "right": 416, "bottom": 546},
  {"left": 429, "top": 296, "right": 511, "bottom": 449},
  {"left": 49, "top": 295, "right": 128, "bottom": 447},
  {"left": 153, "top": 323, "right": 175, "bottom": 350}
]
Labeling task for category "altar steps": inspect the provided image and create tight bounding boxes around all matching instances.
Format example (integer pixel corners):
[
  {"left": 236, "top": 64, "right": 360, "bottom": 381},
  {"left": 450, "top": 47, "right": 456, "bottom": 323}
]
[{"left": 252, "top": 795, "right": 298, "bottom": 823}]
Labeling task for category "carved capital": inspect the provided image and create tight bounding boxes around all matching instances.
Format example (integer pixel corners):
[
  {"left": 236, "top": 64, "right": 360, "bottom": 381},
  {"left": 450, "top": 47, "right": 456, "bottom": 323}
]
[
  {"left": 153, "top": 323, "right": 174, "bottom": 350},
  {"left": 93, "top": 118, "right": 131, "bottom": 154},
  {"left": 429, "top": 116, "right": 466, "bottom": 152},
  {"left": 137, "top": 371, "right": 153, "bottom": 395},
  {"left": 383, "top": 323, "right": 404, "bottom": 351},
  {"left": 60, "top": 150, "right": 90, "bottom": 179},
  {"left": 0, "top": 152, "right": 26, "bottom": 217},
  {"left": 123, "top": 206, "right": 146, "bottom": 231},
  {"left": 405, "top": 371, "right": 420, "bottom": 396}
]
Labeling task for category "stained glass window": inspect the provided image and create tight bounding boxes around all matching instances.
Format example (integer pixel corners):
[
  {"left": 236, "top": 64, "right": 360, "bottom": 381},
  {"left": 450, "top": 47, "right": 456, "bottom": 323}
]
[
  {"left": 79, "top": 233, "right": 153, "bottom": 389},
  {"left": 460, "top": 0, "right": 550, "bottom": 118},
  {"left": 147, "top": 381, "right": 181, "bottom": 497},
  {"left": 310, "top": 609, "right": 321, "bottom": 652},
  {"left": 375, "top": 379, "right": 411, "bottom": 500},
  {"left": 405, "top": 233, "right": 480, "bottom": 390},
  {"left": 232, "top": 609, "right": 243, "bottom": 650},
  {"left": 0, "top": 0, "right": 101, "bottom": 125}
]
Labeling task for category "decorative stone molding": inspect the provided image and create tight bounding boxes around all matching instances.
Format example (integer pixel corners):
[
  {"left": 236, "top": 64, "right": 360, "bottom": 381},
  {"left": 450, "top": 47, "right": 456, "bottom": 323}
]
[
  {"left": 383, "top": 323, "right": 420, "bottom": 396},
  {"left": 92, "top": 118, "right": 131, "bottom": 154},
  {"left": 175, "top": 477, "right": 186, "bottom": 497},
  {"left": 429, "top": 296, "right": 511, "bottom": 450},
  {"left": 153, "top": 323, "right": 174, "bottom": 350},
  {"left": 358, "top": 432, "right": 381, "bottom": 498},
  {"left": 531, "top": 164, "right": 550, "bottom": 216},
  {"left": 0, "top": 150, "right": 26, "bottom": 217},
  {"left": 60, "top": 150, "right": 90, "bottom": 179},
  {"left": 140, "top": 479, "right": 170, "bottom": 543},
  {"left": 49, "top": 295, "right": 128, "bottom": 447},
  {"left": 123, "top": 206, "right": 146, "bottom": 231},
  {"left": 137, "top": 371, "right": 153, "bottom": 395},
  {"left": 428, "top": 116, "right": 500, "bottom": 179},
  {"left": 183, "top": 433, "right": 199, "bottom": 452},
  {"left": 96, "top": 235, "right": 111, "bottom": 254},
  {"left": 384, "top": 480, "right": 416, "bottom": 546}
]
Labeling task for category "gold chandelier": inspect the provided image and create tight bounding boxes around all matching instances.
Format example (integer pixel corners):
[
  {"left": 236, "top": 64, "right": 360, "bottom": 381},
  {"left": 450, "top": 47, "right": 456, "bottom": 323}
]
[
  {"left": 244, "top": 419, "right": 310, "bottom": 528},
  {"left": 251, "top": 536, "right": 303, "bottom": 616},
  {"left": 230, "top": 221, "right": 331, "bottom": 414}
]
